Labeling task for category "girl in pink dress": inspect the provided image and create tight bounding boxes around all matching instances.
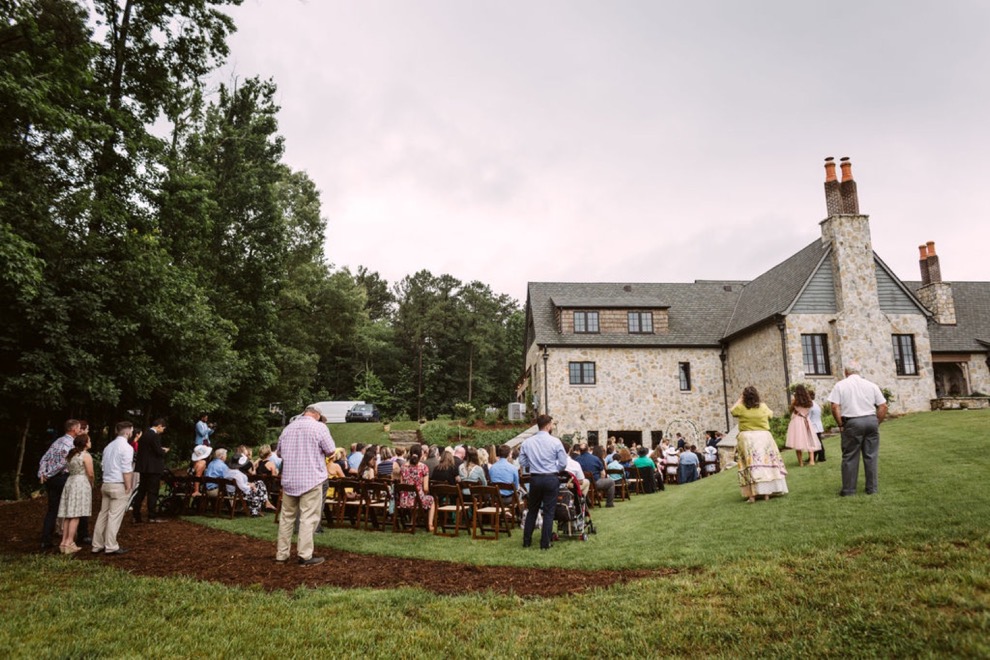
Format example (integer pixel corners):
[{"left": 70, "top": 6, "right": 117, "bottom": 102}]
[{"left": 786, "top": 385, "right": 823, "bottom": 467}]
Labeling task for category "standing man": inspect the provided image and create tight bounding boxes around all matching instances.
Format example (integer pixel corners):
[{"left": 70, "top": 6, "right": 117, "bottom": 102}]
[
  {"left": 194, "top": 413, "right": 215, "bottom": 447},
  {"left": 37, "top": 419, "right": 81, "bottom": 550},
  {"left": 92, "top": 421, "right": 135, "bottom": 555},
  {"left": 275, "top": 406, "right": 335, "bottom": 566},
  {"left": 132, "top": 418, "right": 169, "bottom": 523},
  {"left": 828, "top": 361, "right": 888, "bottom": 496},
  {"left": 518, "top": 414, "right": 568, "bottom": 550}
]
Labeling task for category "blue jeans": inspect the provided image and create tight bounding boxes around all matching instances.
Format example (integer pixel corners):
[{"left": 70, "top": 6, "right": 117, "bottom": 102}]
[{"left": 523, "top": 474, "right": 559, "bottom": 549}]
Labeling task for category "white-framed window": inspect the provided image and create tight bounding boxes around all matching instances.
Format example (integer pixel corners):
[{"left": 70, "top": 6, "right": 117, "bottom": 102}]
[{"left": 678, "top": 362, "right": 691, "bottom": 391}]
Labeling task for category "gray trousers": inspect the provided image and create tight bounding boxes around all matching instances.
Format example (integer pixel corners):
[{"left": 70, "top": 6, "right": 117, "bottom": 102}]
[{"left": 840, "top": 415, "right": 880, "bottom": 495}]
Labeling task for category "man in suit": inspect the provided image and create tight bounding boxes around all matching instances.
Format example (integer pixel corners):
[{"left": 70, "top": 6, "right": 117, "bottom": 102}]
[{"left": 133, "top": 418, "right": 169, "bottom": 523}]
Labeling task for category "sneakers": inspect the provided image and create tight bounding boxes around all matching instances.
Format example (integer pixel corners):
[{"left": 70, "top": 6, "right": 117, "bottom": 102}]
[{"left": 298, "top": 556, "right": 325, "bottom": 566}]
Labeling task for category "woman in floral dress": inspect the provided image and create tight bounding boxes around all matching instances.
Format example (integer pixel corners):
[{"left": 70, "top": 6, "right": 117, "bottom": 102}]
[
  {"left": 398, "top": 446, "right": 435, "bottom": 531},
  {"left": 58, "top": 434, "right": 94, "bottom": 554},
  {"left": 731, "top": 386, "right": 789, "bottom": 503}
]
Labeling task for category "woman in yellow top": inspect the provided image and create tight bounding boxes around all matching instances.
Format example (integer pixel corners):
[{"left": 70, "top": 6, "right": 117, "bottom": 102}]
[{"left": 730, "top": 386, "right": 788, "bottom": 503}]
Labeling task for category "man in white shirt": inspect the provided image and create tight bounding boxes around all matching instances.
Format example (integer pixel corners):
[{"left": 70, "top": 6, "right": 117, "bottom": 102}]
[
  {"left": 92, "top": 421, "right": 136, "bottom": 554},
  {"left": 827, "top": 361, "right": 888, "bottom": 496}
]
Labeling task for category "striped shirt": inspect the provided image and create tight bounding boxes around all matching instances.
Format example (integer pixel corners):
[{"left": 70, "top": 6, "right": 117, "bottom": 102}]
[{"left": 276, "top": 416, "right": 336, "bottom": 497}]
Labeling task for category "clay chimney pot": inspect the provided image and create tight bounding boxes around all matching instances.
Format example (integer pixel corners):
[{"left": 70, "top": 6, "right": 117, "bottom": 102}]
[
  {"left": 839, "top": 157, "right": 853, "bottom": 182},
  {"left": 824, "top": 157, "right": 837, "bottom": 183},
  {"left": 926, "top": 240, "right": 936, "bottom": 256},
  {"left": 918, "top": 245, "right": 928, "bottom": 259}
]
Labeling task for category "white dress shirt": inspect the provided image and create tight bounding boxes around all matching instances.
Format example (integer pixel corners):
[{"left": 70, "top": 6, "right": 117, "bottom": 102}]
[{"left": 101, "top": 436, "right": 134, "bottom": 484}]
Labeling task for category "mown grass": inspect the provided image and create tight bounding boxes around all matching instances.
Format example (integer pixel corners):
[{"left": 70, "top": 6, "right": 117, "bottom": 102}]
[{"left": 2, "top": 409, "right": 988, "bottom": 657}]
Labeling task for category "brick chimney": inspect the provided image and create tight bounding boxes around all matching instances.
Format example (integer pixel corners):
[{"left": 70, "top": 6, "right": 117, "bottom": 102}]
[
  {"left": 823, "top": 157, "right": 842, "bottom": 216},
  {"left": 918, "top": 244, "right": 931, "bottom": 286},
  {"left": 839, "top": 157, "right": 859, "bottom": 214},
  {"left": 915, "top": 240, "right": 956, "bottom": 325}
]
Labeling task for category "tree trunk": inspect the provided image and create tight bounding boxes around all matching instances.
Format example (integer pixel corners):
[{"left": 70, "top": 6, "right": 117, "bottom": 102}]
[
  {"left": 417, "top": 343, "right": 423, "bottom": 421},
  {"left": 14, "top": 416, "right": 29, "bottom": 500},
  {"left": 467, "top": 346, "right": 473, "bottom": 402}
]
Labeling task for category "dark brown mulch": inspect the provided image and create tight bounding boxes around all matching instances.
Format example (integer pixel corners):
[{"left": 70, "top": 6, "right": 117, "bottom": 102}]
[{"left": 0, "top": 497, "right": 675, "bottom": 596}]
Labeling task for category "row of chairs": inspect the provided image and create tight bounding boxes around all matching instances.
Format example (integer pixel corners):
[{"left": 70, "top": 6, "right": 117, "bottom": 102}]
[
  {"left": 322, "top": 478, "right": 518, "bottom": 540},
  {"left": 159, "top": 472, "right": 274, "bottom": 518}
]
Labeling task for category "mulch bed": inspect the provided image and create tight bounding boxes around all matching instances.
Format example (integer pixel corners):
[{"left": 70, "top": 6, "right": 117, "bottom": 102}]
[{"left": 0, "top": 497, "right": 675, "bottom": 596}]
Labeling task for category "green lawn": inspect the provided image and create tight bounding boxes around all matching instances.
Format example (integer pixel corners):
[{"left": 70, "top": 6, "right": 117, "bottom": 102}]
[{"left": 3, "top": 409, "right": 989, "bottom": 657}]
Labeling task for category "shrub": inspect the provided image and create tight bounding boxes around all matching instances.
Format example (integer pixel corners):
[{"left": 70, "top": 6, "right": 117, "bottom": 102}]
[
  {"left": 452, "top": 402, "right": 475, "bottom": 419},
  {"left": 483, "top": 408, "right": 499, "bottom": 426}
]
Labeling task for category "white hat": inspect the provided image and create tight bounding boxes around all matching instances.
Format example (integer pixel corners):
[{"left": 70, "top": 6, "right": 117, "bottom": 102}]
[{"left": 191, "top": 445, "right": 212, "bottom": 462}]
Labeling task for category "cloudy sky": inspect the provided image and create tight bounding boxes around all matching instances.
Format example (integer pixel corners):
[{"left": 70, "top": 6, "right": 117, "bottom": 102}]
[{"left": 220, "top": 0, "right": 990, "bottom": 303}]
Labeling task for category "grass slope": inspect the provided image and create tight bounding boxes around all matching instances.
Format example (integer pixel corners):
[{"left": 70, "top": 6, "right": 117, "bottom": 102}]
[{"left": 2, "top": 410, "right": 988, "bottom": 657}]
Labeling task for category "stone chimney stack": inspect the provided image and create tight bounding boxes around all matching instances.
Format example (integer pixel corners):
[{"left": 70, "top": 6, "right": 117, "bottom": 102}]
[
  {"left": 916, "top": 240, "right": 956, "bottom": 324},
  {"left": 839, "top": 157, "right": 859, "bottom": 214},
  {"left": 824, "top": 157, "right": 842, "bottom": 216},
  {"left": 918, "top": 244, "right": 931, "bottom": 286}
]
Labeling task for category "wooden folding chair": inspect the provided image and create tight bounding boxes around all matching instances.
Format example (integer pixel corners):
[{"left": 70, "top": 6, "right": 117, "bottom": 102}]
[
  {"left": 362, "top": 480, "right": 392, "bottom": 531},
  {"left": 490, "top": 481, "right": 522, "bottom": 527},
  {"left": 625, "top": 466, "right": 644, "bottom": 495},
  {"left": 607, "top": 468, "right": 630, "bottom": 501},
  {"left": 583, "top": 471, "right": 601, "bottom": 508},
  {"left": 431, "top": 483, "right": 465, "bottom": 537},
  {"left": 215, "top": 478, "right": 250, "bottom": 518},
  {"left": 392, "top": 483, "right": 424, "bottom": 534},
  {"left": 468, "top": 484, "right": 509, "bottom": 540}
]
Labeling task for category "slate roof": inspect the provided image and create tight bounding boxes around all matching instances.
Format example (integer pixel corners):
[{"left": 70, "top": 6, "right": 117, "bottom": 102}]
[
  {"left": 722, "top": 240, "right": 830, "bottom": 339},
  {"left": 904, "top": 281, "right": 990, "bottom": 353},
  {"left": 527, "top": 281, "right": 742, "bottom": 348}
]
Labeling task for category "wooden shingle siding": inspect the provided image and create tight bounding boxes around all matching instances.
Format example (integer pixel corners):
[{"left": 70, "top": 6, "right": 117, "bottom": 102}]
[
  {"left": 876, "top": 265, "right": 921, "bottom": 314},
  {"left": 791, "top": 263, "right": 837, "bottom": 313}
]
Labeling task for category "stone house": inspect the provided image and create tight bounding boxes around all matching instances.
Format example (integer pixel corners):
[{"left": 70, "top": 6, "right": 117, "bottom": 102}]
[{"left": 520, "top": 158, "right": 990, "bottom": 446}]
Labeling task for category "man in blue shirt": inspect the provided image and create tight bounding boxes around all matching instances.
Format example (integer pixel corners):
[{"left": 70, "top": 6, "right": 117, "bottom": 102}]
[
  {"left": 204, "top": 448, "right": 229, "bottom": 494},
  {"left": 678, "top": 447, "right": 700, "bottom": 483},
  {"left": 574, "top": 444, "right": 615, "bottom": 507},
  {"left": 518, "top": 414, "right": 568, "bottom": 550},
  {"left": 195, "top": 413, "right": 215, "bottom": 446},
  {"left": 488, "top": 445, "right": 520, "bottom": 504}
]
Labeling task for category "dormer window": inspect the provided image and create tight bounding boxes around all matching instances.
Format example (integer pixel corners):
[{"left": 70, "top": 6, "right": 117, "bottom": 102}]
[
  {"left": 574, "top": 311, "right": 599, "bottom": 334},
  {"left": 628, "top": 311, "right": 654, "bottom": 334}
]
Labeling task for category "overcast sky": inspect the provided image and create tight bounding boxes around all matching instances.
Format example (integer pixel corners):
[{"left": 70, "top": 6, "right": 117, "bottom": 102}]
[{"left": 220, "top": 0, "right": 990, "bottom": 304}]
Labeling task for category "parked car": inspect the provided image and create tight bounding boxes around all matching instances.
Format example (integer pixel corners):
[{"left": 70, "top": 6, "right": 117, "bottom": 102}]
[{"left": 345, "top": 403, "right": 381, "bottom": 423}]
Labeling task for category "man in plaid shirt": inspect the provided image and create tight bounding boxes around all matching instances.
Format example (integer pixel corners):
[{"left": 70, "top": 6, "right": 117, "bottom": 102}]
[
  {"left": 275, "top": 406, "right": 335, "bottom": 566},
  {"left": 38, "top": 419, "right": 82, "bottom": 550}
]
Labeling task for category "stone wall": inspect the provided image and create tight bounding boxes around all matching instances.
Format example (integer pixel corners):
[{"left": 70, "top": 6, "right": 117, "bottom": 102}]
[
  {"left": 966, "top": 354, "right": 990, "bottom": 395},
  {"left": 885, "top": 313, "right": 937, "bottom": 414},
  {"left": 916, "top": 282, "right": 957, "bottom": 324},
  {"left": 531, "top": 346, "right": 726, "bottom": 446},
  {"left": 725, "top": 323, "right": 788, "bottom": 413}
]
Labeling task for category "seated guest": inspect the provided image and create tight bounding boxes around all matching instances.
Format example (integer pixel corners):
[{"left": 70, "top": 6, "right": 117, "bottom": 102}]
[
  {"left": 509, "top": 447, "right": 521, "bottom": 468},
  {"left": 662, "top": 448, "right": 680, "bottom": 481},
  {"left": 425, "top": 446, "right": 440, "bottom": 475},
  {"left": 453, "top": 445, "right": 466, "bottom": 469},
  {"left": 393, "top": 446, "right": 407, "bottom": 471},
  {"left": 632, "top": 446, "right": 659, "bottom": 493},
  {"left": 189, "top": 445, "right": 211, "bottom": 496},
  {"left": 616, "top": 447, "right": 634, "bottom": 468},
  {"left": 230, "top": 445, "right": 254, "bottom": 475},
  {"left": 432, "top": 448, "right": 459, "bottom": 485},
  {"left": 457, "top": 447, "right": 487, "bottom": 495},
  {"left": 575, "top": 444, "right": 615, "bottom": 507},
  {"left": 226, "top": 468, "right": 270, "bottom": 517},
  {"left": 256, "top": 445, "right": 279, "bottom": 477},
  {"left": 488, "top": 444, "right": 520, "bottom": 505},
  {"left": 562, "top": 443, "right": 590, "bottom": 495},
  {"left": 357, "top": 447, "right": 378, "bottom": 480},
  {"left": 377, "top": 446, "right": 396, "bottom": 479},
  {"left": 397, "top": 446, "right": 435, "bottom": 532},
  {"left": 347, "top": 443, "right": 365, "bottom": 475},
  {"left": 678, "top": 447, "right": 700, "bottom": 483},
  {"left": 703, "top": 445, "right": 719, "bottom": 475},
  {"left": 477, "top": 447, "right": 491, "bottom": 482},
  {"left": 204, "top": 448, "right": 229, "bottom": 494},
  {"left": 326, "top": 448, "right": 346, "bottom": 480},
  {"left": 606, "top": 453, "right": 626, "bottom": 482}
]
